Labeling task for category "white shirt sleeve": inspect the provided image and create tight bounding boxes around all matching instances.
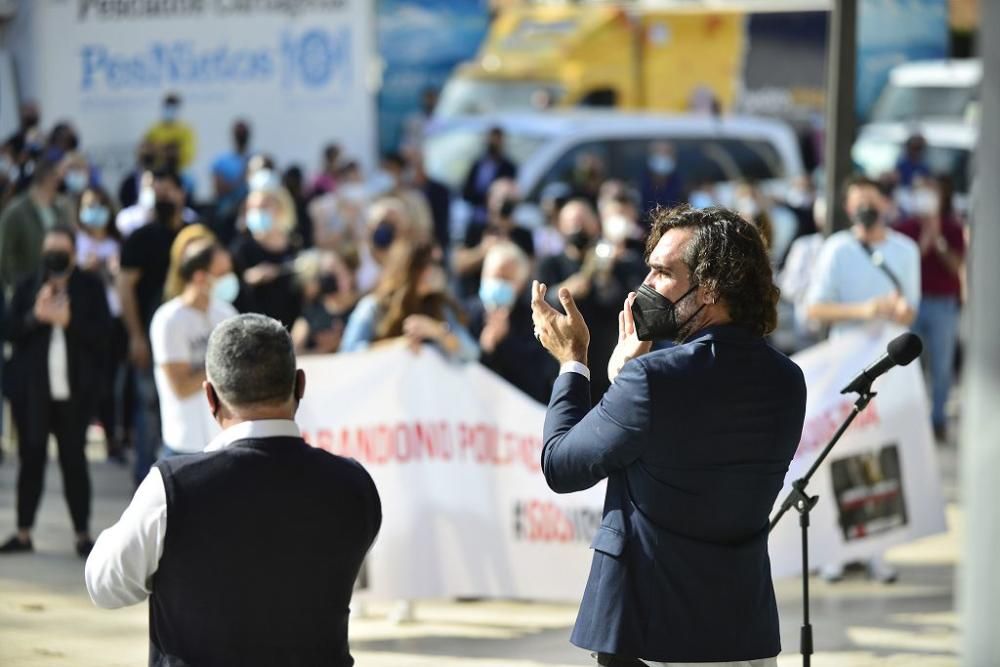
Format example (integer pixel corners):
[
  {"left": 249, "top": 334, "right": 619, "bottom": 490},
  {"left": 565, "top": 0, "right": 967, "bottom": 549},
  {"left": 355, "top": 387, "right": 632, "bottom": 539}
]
[
  {"left": 149, "top": 304, "right": 190, "bottom": 365},
  {"left": 85, "top": 468, "right": 167, "bottom": 609},
  {"left": 804, "top": 239, "right": 840, "bottom": 307},
  {"left": 559, "top": 360, "right": 591, "bottom": 381}
]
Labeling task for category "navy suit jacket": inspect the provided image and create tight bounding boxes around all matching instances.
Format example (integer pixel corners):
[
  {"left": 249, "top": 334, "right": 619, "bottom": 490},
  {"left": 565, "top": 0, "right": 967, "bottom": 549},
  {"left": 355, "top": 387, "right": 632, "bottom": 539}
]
[{"left": 542, "top": 324, "right": 807, "bottom": 662}]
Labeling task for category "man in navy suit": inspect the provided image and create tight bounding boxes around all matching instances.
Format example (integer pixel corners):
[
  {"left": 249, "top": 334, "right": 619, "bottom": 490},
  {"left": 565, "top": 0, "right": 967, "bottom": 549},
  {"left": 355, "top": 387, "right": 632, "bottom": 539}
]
[{"left": 531, "top": 206, "right": 807, "bottom": 666}]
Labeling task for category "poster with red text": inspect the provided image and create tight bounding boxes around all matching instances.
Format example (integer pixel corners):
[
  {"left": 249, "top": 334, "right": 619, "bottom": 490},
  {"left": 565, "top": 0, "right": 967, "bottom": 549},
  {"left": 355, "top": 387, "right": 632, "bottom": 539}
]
[{"left": 296, "top": 326, "right": 946, "bottom": 600}]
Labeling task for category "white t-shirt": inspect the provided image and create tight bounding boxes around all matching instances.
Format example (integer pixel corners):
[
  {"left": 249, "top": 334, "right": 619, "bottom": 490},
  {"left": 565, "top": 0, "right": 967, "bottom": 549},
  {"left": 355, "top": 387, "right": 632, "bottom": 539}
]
[{"left": 150, "top": 297, "right": 238, "bottom": 453}]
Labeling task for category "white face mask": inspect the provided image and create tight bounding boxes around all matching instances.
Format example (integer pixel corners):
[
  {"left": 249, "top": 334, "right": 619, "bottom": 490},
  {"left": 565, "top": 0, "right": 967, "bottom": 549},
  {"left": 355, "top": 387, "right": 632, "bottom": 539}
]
[
  {"left": 913, "top": 189, "right": 939, "bottom": 217},
  {"left": 139, "top": 186, "right": 156, "bottom": 209},
  {"left": 602, "top": 214, "right": 631, "bottom": 244}
]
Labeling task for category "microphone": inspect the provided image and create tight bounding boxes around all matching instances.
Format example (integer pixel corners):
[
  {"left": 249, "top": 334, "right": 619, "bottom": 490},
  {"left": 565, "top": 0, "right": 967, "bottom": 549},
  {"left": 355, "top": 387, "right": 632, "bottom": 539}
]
[{"left": 841, "top": 333, "right": 923, "bottom": 395}]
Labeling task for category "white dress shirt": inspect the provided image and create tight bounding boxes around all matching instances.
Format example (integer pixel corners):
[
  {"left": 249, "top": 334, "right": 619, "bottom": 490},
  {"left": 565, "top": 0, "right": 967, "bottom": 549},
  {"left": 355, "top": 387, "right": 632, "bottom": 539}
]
[
  {"left": 84, "top": 419, "right": 301, "bottom": 609},
  {"left": 48, "top": 326, "right": 70, "bottom": 401}
]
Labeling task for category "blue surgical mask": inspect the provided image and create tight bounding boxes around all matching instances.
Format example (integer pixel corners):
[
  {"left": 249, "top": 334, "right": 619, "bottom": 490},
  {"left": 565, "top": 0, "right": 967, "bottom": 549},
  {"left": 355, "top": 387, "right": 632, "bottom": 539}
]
[
  {"left": 245, "top": 208, "right": 274, "bottom": 235},
  {"left": 689, "top": 191, "right": 715, "bottom": 210},
  {"left": 162, "top": 104, "right": 179, "bottom": 123},
  {"left": 65, "top": 169, "right": 89, "bottom": 193},
  {"left": 212, "top": 272, "right": 240, "bottom": 303},
  {"left": 479, "top": 278, "right": 517, "bottom": 310},
  {"left": 649, "top": 155, "right": 675, "bottom": 176},
  {"left": 80, "top": 205, "right": 110, "bottom": 229}
]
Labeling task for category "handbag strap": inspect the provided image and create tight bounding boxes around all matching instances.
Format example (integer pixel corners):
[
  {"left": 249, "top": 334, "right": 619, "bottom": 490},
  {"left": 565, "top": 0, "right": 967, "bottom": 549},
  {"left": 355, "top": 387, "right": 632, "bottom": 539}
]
[{"left": 858, "top": 240, "right": 903, "bottom": 294}]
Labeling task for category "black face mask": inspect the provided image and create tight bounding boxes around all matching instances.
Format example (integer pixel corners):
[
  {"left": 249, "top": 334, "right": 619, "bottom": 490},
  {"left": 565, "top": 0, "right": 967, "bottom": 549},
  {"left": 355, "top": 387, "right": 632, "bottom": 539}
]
[
  {"left": 854, "top": 206, "right": 880, "bottom": 229},
  {"left": 43, "top": 250, "right": 71, "bottom": 277},
  {"left": 567, "top": 231, "right": 592, "bottom": 251},
  {"left": 630, "top": 283, "right": 702, "bottom": 342},
  {"left": 154, "top": 199, "right": 178, "bottom": 224},
  {"left": 371, "top": 220, "right": 396, "bottom": 250},
  {"left": 319, "top": 273, "right": 339, "bottom": 295},
  {"left": 498, "top": 198, "right": 517, "bottom": 219}
]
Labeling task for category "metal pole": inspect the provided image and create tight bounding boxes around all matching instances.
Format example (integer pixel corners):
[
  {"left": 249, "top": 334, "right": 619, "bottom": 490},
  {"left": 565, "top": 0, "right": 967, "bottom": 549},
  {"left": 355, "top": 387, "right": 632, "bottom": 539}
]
[
  {"left": 960, "top": 0, "right": 1000, "bottom": 661},
  {"left": 822, "top": 0, "right": 857, "bottom": 232}
]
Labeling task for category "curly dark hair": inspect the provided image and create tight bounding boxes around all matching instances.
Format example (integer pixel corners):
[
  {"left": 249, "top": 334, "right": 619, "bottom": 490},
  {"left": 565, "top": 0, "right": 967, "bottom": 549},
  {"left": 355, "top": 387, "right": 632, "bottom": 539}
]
[{"left": 645, "top": 205, "right": 779, "bottom": 336}]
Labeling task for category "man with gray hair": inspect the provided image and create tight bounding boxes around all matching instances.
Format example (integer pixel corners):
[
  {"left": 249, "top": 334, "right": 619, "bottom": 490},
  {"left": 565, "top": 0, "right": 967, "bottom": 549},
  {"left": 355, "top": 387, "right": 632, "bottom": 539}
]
[{"left": 85, "top": 314, "right": 381, "bottom": 667}]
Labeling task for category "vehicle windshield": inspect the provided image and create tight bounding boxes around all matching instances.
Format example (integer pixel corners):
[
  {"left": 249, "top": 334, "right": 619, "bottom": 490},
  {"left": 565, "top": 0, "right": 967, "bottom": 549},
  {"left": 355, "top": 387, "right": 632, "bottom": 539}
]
[
  {"left": 870, "top": 84, "right": 977, "bottom": 123},
  {"left": 435, "top": 78, "right": 563, "bottom": 118},
  {"left": 423, "top": 127, "right": 548, "bottom": 190},
  {"left": 852, "top": 138, "right": 971, "bottom": 193}
]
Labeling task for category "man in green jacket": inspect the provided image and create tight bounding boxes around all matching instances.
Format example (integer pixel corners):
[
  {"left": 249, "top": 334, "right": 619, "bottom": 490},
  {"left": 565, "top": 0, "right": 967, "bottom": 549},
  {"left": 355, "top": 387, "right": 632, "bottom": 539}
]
[{"left": 0, "top": 157, "right": 72, "bottom": 290}]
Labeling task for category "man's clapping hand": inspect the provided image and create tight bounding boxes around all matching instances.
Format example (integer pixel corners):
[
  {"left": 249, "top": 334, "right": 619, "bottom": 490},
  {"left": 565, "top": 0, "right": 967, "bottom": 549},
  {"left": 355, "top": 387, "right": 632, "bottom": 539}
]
[{"left": 530, "top": 280, "right": 590, "bottom": 366}]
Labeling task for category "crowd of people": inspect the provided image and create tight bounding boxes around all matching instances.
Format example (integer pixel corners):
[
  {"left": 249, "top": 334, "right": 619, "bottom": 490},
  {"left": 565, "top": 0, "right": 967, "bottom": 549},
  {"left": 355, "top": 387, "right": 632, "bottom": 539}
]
[{"left": 0, "top": 93, "right": 966, "bottom": 565}]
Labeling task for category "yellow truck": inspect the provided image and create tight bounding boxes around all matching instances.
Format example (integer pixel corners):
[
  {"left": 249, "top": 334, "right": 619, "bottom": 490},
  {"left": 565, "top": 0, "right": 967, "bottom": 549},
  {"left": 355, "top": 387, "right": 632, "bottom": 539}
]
[{"left": 435, "top": 1, "right": 830, "bottom": 122}]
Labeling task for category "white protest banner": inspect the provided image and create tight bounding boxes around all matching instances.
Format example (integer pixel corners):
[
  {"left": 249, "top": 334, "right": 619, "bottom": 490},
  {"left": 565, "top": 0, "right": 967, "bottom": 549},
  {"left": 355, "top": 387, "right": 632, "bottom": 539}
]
[
  {"left": 296, "top": 343, "right": 605, "bottom": 601},
  {"left": 768, "top": 326, "right": 947, "bottom": 577},
  {"left": 11, "top": 1, "right": 376, "bottom": 197},
  {"left": 296, "top": 326, "right": 946, "bottom": 601}
]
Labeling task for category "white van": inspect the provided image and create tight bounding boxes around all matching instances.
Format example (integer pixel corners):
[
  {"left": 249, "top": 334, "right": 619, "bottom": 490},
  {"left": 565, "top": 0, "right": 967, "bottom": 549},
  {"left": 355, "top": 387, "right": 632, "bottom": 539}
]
[
  {"left": 423, "top": 111, "right": 805, "bottom": 233},
  {"left": 867, "top": 59, "right": 981, "bottom": 125}
]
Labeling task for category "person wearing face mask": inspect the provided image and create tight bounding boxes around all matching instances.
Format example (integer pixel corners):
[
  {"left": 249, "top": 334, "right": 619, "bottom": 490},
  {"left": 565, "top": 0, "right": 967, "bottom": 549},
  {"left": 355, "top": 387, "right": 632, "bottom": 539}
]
[
  {"left": 469, "top": 241, "right": 556, "bottom": 403},
  {"left": 1, "top": 226, "right": 111, "bottom": 558},
  {"left": 640, "top": 141, "right": 684, "bottom": 223},
  {"left": 341, "top": 241, "right": 479, "bottom": 362},
  {"left": 806, "top": 176, "right": 921, "bottom": 342},
  {"left": 0, "top": 157, "right": 73, "bottom": 290},
  {"left": 207, "top": 120, "right": 253, "bottom": 244},
  {"left": 895, "top": 134, "right": 931, "bottom": 188},
  {"left": 536, "top": 199, "right": 624, "bottom": 403},
  {"left": 895, "top": 175, "right": 966, "bottom": 442},
  {"left": 144, "top": 92, "right": 196, "bottom": 170},
  {"left": 149, "top": 238, "right": 239, "bottom": 458},
  {"left": 805, "top": 176, "right": 921, "bottom": 584},
  {"left": 455, "top": 177, "right": 535, "bottom": 299},
  {"left": 85, "top": 314, "right": 381, "bottom": 667},
  {"left": 62, "top": 151, "right": 92, "bottom": 198},
  {"left": 118, "top": 169, "right": 192, "bottom": 485},
  {"left": 229, "top": 187, "right": 303, "bottom": 329},
  {"left": 779, "top": 197, "right": 829, "bottom": 350},
  {"left": 291, "top": 250, "right": 358, "bottom": 355},
  {"left": 4, "top": 101, "right": 41, "bottom": 151},
  {"left": 75, "top": 186, "right": 128, "bottom": 463},
  {"left": 462, "top": 126, "right": 517, "bottom": 226},
  {"left": 116, "top": 166, "right": 199, "bottom": 240},
  {"left": 118, "top": 140, "right": 158, "bottom": 209},
  {"left": 530, "top": 206, "right": 805, "bottom": 667}
]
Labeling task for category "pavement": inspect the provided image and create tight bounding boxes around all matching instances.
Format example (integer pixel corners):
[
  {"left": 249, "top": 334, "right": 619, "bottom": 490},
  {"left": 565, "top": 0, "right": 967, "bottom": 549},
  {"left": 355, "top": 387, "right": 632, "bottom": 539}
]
[{"left": 0, "top": 436, "right": 961, "bottom": 667}]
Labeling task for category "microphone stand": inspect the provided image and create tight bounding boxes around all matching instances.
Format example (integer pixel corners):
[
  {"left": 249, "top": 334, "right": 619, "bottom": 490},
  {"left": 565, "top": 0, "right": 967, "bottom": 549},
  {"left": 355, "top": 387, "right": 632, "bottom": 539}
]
[{"left": 769, "top": 386, "right": 877, "bottom": 667}]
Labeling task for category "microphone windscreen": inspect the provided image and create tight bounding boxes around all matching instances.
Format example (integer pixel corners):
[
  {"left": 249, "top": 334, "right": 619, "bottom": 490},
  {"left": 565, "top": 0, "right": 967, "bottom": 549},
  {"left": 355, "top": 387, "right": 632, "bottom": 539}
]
[{"left": 887, "top": 333, "right": 923, "bottom": 366}]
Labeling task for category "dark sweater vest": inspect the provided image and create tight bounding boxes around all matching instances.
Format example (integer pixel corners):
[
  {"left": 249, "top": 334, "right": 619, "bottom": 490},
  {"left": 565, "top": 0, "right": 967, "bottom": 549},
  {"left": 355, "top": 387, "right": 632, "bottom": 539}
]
[{"left": 149, "top": 437, "right": 381, "bottom": 667}]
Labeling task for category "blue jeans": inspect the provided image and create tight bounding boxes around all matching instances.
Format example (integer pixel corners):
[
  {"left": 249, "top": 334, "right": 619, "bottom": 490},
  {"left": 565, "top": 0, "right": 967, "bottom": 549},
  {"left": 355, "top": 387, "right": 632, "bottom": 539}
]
[
  {"left": 912, "top": 295, "right": 960, "bottom": 430},
  {"left": 132, "top": 368, "right": 161, "bottom": 486}
]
